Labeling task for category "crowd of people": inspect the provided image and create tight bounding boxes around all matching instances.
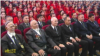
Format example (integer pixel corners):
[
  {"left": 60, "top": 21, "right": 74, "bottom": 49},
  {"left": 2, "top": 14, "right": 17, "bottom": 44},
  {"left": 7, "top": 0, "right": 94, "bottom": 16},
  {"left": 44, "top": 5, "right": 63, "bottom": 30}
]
[{"left": 1, "top": 1, "right": 100, "bottom": 56}]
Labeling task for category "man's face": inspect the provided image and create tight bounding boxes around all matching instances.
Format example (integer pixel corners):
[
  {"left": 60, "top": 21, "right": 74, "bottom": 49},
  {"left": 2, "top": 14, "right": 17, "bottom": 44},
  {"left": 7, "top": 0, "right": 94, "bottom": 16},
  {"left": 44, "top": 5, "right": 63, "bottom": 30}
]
[
  {"left": 78, "top": 15, "right": 84, "bottom": 21},
  {"left": 23, "top": 16, "right": 29, "bottom": 23},
  {"left": 6, "top": 22, "right": 15, "bottom": 32},
  {"left": 38, "top": 16, "right": 43, "bottom": 21},
  {"left": 32, "top": 21, "right": 39, "bottom": 28},
  {"left": 72, "top": 13, "right": 77, "bottom": 19},
  {"left": 90, "top": 16, "right": 95, "bottom": 22},
  {"left": 52, "top": 18, "right": 58, "bottom": 26},
  {"left": 65, "top": 17, "right": 71, "bottom": 25},
  {"left": 62, "top": 14, "right": 66, "bottom": 19}
]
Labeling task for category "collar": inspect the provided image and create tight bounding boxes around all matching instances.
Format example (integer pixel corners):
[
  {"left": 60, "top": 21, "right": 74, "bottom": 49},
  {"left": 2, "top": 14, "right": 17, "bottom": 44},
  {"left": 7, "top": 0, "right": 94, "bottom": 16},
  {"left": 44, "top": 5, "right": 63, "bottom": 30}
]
[
  {"left": 7, "top": 31, "right": 16, "bottom": 37},
  {"left": 51, "top": 25, "right": 55, "bottom": 29},
  {"left": 33, "top": 28, "right": 40, "bottom": 31}
]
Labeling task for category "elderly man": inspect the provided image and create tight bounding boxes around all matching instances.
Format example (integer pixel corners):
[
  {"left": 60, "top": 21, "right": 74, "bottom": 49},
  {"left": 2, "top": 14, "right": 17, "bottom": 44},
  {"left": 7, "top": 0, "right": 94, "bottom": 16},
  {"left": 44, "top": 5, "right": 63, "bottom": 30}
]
[
  {"left": 1, "top": 21, "right": 38, "bottom": 56},
  {"left": 1, "top": 16, "right": 13, "bottom": 33},
  {"left": 26, "top": 20, "right": 61, "bottom": 56},
  {"left": 45, "top": 17, "right": 74, "bottom": 56}
]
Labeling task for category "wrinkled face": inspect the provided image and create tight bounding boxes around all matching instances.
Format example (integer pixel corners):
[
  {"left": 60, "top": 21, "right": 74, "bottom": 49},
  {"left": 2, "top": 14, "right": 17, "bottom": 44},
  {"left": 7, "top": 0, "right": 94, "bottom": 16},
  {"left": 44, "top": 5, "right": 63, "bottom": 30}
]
[
  {"left": 32, "top": 20, "right": 39, "bottom": 29},
  {"left": 1, "top": 13, "right": 6, "bottom": 18},
  {"left": 51, "top": 18, "right": 58, "bottom": 26},
  {"left": 23, "top": 16, "right": 29, "bottom": 23},
  {"left": 6, "top": 22, "right": 15, "bottom": 32}
]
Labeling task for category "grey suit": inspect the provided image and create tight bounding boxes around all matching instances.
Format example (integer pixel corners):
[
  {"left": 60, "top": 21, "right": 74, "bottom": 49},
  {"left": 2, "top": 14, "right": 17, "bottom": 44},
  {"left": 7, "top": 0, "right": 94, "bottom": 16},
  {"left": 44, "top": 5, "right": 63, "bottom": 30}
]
[{"left": 26, "top": 29, "right": 61, "bottom": 56}]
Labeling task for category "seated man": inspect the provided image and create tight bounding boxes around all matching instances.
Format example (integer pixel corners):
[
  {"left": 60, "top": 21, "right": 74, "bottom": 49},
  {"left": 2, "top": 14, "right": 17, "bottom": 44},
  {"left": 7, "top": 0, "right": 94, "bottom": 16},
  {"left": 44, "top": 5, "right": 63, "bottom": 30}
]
[
  {"left": 45, "top": 17, "right": 74, "bottom": 56},
  {"left": 61, "top": 16, "right": 88, "bottom": 56},
  {"left": 37, "top": 14, "right": 45, "bottom": 28},
  {"left": 18, "top": 15, "right": 30, "bottom": 34},
  {"left": 87, "top": 13, "right": 100, "bottom": 54},
  {"left": 26, "top": 20, "right": 61, "bottom": 56},
  {"left": 1, "top": 21, "right": 38, "bottom": 56},
  {"left": 71, "top": 13, "right": 78, "bottom": 23},
  {"left": 74, "top": 13, "right": 94, "bottom": 56}
]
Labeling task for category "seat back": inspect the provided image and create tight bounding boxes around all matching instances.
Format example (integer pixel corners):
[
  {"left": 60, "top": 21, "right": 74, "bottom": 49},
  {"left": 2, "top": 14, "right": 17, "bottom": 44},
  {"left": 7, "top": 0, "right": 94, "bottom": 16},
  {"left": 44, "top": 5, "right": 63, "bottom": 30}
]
[
  {"left": 1, "top": 29, "right": 21, "bottom": 56},
  {"left": 23, "top": 28, "right": 31, "bottom": 43}
]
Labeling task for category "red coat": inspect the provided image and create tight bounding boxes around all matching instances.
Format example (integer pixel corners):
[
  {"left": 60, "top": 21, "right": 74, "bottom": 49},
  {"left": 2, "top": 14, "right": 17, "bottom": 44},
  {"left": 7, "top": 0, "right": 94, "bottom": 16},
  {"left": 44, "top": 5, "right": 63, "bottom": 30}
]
[
  {"left": 13, "top": 17, "right": 23, "bottom": 25},
  {"left": 1, "top": 19, "right": 6, "bottom": 26}
]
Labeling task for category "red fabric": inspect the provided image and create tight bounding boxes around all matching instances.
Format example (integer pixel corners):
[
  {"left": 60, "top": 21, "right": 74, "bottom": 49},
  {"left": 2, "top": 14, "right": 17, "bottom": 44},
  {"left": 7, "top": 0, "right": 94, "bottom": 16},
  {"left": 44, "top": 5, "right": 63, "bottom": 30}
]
[
  {"left": 59, "top": 23, "right": 64, "bottom": 26},
  {"left": 84, "top": 13, "right": 89, "bottom": 22},
  {"left": 13, "top": 17, "right": 23, "bottom": 25},
  {"left": 6, "top": 8, "right": 13, "bottom": 15},
  {"left": 23, "top": 28, "right": 31, "bottom": 43},
  {"left": 1, "top": 19, "right": 6, "bottom": 26},
  {"left": 42, "top": 25, "right": 49, "bottom": 30}
]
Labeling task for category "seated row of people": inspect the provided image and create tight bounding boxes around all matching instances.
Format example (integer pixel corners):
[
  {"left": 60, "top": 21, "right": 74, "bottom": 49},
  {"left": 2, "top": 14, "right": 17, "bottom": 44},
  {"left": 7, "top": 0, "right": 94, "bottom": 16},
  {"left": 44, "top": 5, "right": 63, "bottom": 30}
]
[{"left": 2, "top": 13, "right": 100, "bottom": 56}]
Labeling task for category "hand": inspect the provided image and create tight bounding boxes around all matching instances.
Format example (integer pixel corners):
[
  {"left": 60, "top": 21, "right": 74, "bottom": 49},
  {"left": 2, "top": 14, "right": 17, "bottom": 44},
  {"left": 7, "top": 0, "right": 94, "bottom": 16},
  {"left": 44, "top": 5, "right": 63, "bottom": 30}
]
[
  {"left": 32, "top": 53, "right": 38, "bottom": 56},
  {"left": 66, "top": 42, "right": 73, "bottom": 45},
  {"left": 71, "top": 38, "right": 76, "bottom": 42},
  {"left": 75, "top": 37, "right": 81, "bottom": 42},
  {"left": 99, "top": 33, "right": 100, "bottom": 36},
  {"left": 54, "top": 46, "right": 61, "bottom": 50},
  {"left": 59, "top": 44, "right": 65, "bottom": 47},
  {"left": 38, "top": 49, "right": 45, "bottom": 56},
  {"left": 86, "top": 35, "right": 90, "bottom": 39},
  {"left": 89, "top": 34, "right": 93, "bottom": 39}
]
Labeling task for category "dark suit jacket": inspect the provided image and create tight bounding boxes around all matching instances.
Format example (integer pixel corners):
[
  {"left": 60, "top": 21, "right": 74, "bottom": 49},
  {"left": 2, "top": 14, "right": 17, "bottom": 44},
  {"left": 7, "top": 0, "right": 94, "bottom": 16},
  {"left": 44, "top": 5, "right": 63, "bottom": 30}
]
[
  {"left": 18, "top": 23, "right": 30, "bottom": 34},
  {"left": 47, "top": 20, "right": 51, "bottom": 25},
  {"left": 45, "top": 25, "right": 64, "bottom": 45},
  {"left": 58, "top": 19, "right": 64, "bottom": 24},
  {"left": 87, "top": 20, "right": 100, "bottom": 36},
  {"left": 71, "top": 18, "right": 77, "bottom": 23},
  {"left": 26, "top": 29, "right": 56, "bottom": 52},
  {"left": 1, "top": 33, "right": 34, "bottom": 56},
  {"left": 1, "top": 25, "right": 6, "bottom": 34},
  {"left": 61, "top": 24, "right": 77, "bottom": 42},
  {"left": 74, "top": 21, "right": 92, "bottom": 39},
  {"left": 38, "top": 21, "right": 45, "bottom": 28}
]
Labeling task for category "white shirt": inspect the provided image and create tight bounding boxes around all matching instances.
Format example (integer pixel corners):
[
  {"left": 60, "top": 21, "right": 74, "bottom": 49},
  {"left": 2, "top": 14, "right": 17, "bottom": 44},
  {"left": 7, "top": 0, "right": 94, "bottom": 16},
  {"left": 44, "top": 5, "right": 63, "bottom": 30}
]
[
  {"left": 33, "top": 28, "right": 41, "bottom": 35},
  {"left": 7, "top": 31, "right": 16, "bottom": 44},
  {"left": 51, "top": 25, "right": 55, "bottom": 29}
]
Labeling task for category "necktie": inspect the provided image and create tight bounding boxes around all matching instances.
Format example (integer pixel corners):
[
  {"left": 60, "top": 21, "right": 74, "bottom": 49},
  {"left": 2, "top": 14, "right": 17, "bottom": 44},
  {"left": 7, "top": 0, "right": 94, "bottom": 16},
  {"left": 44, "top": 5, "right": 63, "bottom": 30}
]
[
  {"left": 68, "top": 26, "right": 72, "bottom": 31},
  {"left": 54, "top": 27, "right": 58, "bottom": 34},
  {"left": 81, "top": 22, "right": 86, "bottom": 29},
  {"left": 93, "top": 22, "right": 97, "bottom": 27},
  {"left": 12, "top": 36, "right": 20, "bottom": 47},
  {"left": 26, "top": 23, "right": 29, "bottom": 27},
  {"left": 40, "top": 22, "right": 43, "bottom": 27}
]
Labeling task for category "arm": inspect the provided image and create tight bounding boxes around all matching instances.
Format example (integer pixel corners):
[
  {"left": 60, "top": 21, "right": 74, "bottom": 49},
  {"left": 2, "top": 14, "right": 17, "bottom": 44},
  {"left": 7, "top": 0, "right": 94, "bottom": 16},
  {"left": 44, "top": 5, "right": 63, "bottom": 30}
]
[{"left": 25, "top": 32, "right": 41, "bottom": 52}]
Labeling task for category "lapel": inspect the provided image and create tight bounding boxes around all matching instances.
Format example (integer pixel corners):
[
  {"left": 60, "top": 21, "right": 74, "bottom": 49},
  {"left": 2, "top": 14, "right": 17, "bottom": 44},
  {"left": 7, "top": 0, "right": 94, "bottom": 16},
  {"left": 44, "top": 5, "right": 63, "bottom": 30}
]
[
  {"left": 31, "top": 29, "right": 45, "bottom": 42},
  {"left": 64, "top": 24, "right": 74, "bottom": 33},
  {"left": 6, "top": 34, "right": 17, "bottom": 49},
  {"left": 50, "top": 25, "right": 59, "bottom": 35},
  {"left": 23, "top": 23, "right": 27, "bottom": 29}
]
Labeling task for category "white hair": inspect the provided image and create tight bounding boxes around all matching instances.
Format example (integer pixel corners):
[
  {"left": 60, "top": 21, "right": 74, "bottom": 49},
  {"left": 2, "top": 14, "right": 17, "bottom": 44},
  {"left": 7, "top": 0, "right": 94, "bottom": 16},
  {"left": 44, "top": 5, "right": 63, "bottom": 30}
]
[{"left": 51, "top": 17, "right": 58, "bottom": 22}]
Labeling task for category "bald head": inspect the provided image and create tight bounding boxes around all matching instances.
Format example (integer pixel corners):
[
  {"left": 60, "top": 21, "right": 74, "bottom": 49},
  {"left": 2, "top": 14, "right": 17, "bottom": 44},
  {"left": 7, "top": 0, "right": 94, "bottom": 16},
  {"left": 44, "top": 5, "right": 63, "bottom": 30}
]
[
  {"left": 30, "top": 20, "right": 39, "bottom": 29},
  {"left": 5, "top": 21, "right": 15, "bottom": 32},
  {"left": 51, "top": 17, "right": 58, "bottom": 26}
]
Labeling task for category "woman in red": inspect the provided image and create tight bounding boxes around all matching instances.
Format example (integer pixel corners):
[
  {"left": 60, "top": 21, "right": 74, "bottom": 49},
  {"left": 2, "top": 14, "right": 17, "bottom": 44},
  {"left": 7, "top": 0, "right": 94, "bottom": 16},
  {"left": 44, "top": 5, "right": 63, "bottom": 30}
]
[
  {"left": 22, "top": 8, "right": 28, "bottom": 15},
  {"left": 1, "top": 7, "right": 5, "bottom": 13},
  {"left": 32, "top": 7, "right": 38, "bottom": 20},
  {"left": 84, "top": 9, "right": 90, "bottom": 22},
  {"left": 17, "top": 4, "right": 23, "bottom": 12},
  {"left": 79, "top": 6, "right": 85, "bottom": 14},
  {"left": 13, "top": 11, "right": 23, "bottom": 25},
  {"left": 27, "top": 4, "right": 32, "bottom": 12},
  {"left": 11, "top": 7, "right": 17, "bottom": 17},
  {"left": 1, "top": 12, "right": 6, "bottom": 26},
  {"left": 72, "top": 6, "right": 79, "bottom": 15},
  {"left": 28, "top": 11, "right": 35, "bottom": 21},
  {"left": 93, "top": 9, "right": 99, "bottom": 21},
  {"left": 6, "top": 3, "right": 13, "bottom": 15},
  {"left": 57, "top": 10, "right": 64, "bottom": 20}
]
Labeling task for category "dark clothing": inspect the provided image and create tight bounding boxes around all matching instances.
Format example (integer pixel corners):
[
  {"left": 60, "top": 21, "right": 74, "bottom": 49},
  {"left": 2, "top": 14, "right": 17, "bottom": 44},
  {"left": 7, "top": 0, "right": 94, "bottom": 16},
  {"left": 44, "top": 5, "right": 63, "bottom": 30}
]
[
  {"left": 45, "top": 25, "right": 74, "bottom": 56},
  {"left": 61, "top": 24, "right": 88, "bottom": 56},
  {"left": 1, "top": 34, "right": 35, "bottom": 56},
  {"left": 26, "top": 29, "right": 60, "bottom": 56}
]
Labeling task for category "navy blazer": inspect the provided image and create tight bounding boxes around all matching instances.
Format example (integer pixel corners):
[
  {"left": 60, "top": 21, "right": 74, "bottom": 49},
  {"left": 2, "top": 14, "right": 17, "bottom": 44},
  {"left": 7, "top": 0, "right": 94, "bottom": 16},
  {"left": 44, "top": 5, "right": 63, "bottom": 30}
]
[
  {"left": 74, "top": 21, "right": 92, "bottom": 38},
  {"left": 86, "top": 20, "right": 100, "bottom": 36}
]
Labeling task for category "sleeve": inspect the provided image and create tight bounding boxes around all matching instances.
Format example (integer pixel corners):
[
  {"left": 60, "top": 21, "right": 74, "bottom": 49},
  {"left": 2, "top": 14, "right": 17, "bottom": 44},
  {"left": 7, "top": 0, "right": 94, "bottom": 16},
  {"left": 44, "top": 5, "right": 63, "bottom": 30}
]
[{"left": 25, "top": 32, "right": 41, "bottom": 52}]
